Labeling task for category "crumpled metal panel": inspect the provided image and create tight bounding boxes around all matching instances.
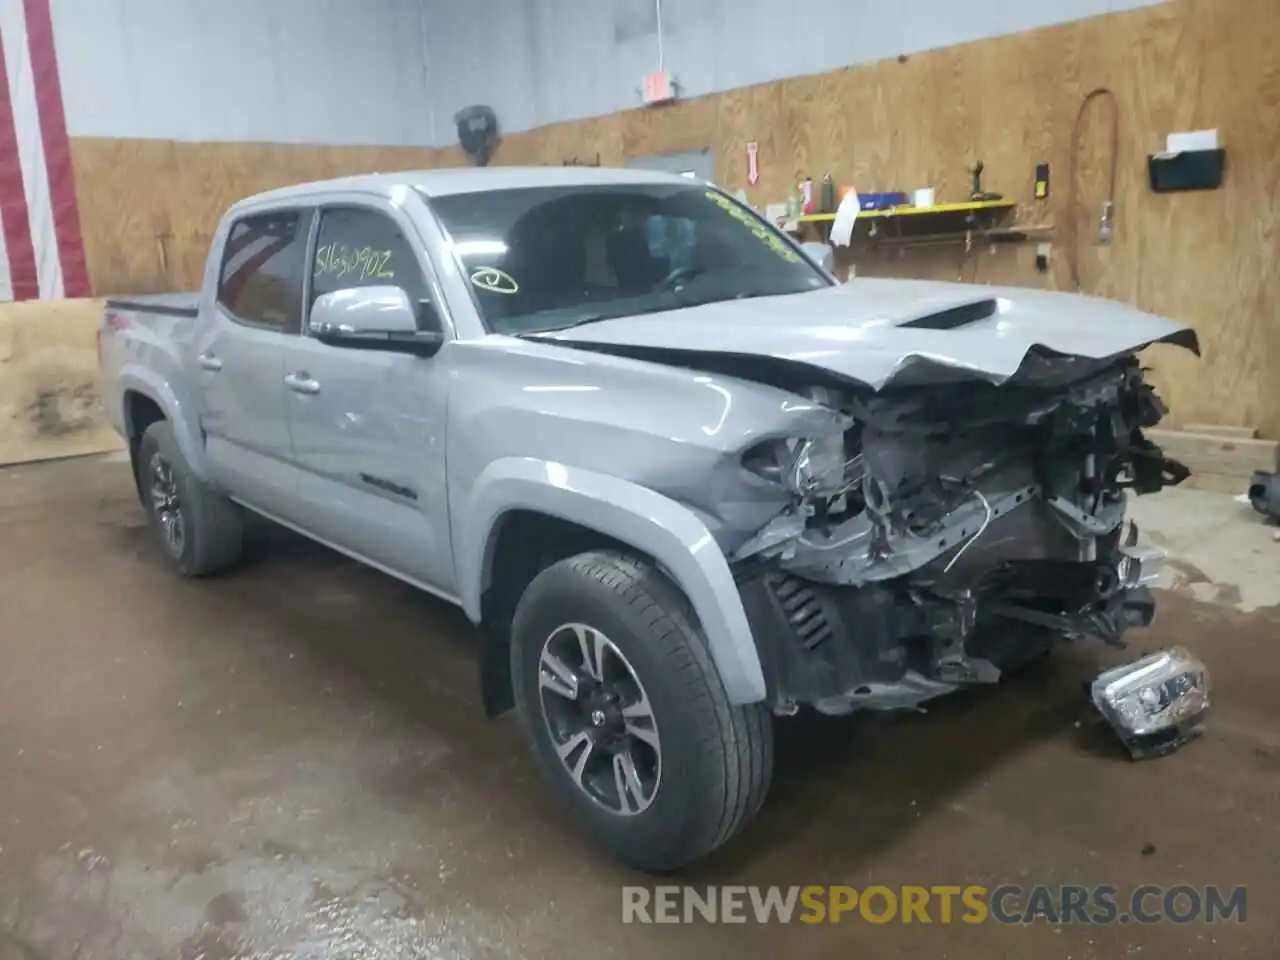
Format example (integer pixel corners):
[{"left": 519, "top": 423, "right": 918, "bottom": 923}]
[{"left": 537, "top": 278, "right": 1199, "bottom": 392}]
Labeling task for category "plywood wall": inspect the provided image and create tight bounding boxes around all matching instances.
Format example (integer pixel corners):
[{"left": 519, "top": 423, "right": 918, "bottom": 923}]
[
  {"left": 68, "top": 139, "right": 438, "bottom": 296},
  {"left": 67, "top": 0, "right": 1278, "bottom": 434}
]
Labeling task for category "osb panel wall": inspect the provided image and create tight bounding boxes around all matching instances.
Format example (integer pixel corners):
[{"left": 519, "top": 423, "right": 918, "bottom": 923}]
[
  {"left": 68, "top": 0, "right": 1278, "bottom": 433},
  {"left": 69, "top": 140, "right": 438, "bottom": 295}
]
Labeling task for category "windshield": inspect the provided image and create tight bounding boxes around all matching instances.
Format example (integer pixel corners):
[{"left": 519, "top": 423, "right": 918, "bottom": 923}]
[{"left": 426, "top": 182, "right": 832, "bottom": 335}]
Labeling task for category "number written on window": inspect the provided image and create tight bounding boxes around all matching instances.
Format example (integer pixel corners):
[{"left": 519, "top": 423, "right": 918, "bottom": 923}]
[
  {"left": 310, "top": 208, "right": 427, "bottom": 309},
  {"left": 314, "top": 243, "right": 396, "bottom": 282},
  {"left": 704, "top": 190, "right": 803, "bottom": 263}
]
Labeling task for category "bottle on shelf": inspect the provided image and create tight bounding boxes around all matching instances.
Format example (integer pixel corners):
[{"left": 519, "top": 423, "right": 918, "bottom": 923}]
[{"left": 820, "top": 174, "right": 836, "bottom": 213}]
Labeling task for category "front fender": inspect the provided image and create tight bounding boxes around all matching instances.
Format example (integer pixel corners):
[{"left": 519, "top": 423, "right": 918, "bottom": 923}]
[
  {"left": 457, "top": 457, "right": 767, "bottom": 705},
  {"left": 117, "top": 364, "right": 209, "bottom": 480}
]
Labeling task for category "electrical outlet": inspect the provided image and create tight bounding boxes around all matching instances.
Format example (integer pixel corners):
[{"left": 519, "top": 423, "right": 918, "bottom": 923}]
[
  {"left": 1036, "top": 243, "right": 1051, "bottom": 273},
  {"left": 1099, "top": 201, "right": 1114, "bottom": 244}
]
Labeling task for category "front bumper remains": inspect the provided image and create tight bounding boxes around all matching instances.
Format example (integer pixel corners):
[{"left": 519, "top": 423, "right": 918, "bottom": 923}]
[{"left": 740, "top": 548, "right": 1166, "bottom": 716}]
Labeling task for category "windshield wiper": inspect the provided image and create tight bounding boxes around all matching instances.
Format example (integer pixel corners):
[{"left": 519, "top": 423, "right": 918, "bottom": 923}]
[
  {"left": 564, "top": 313, "right": 627, "bottom": 329},
  {"left": 533, "top": 303, "right": 689, "bottom": 333},
  {"left": 520, "top": 287, "right": 804, "bottom": 336},
  {"left": 731, "top": 288, "right": 792, "bottom": 302},
  {"left": 521, "top": 313, "right": 628, "bottom": 335},
  {"left": 670, "top": 288, "right": 793, "bottom": 310}
]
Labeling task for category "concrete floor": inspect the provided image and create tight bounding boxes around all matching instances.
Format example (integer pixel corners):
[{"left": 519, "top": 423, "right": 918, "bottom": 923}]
[{"left": 1, "top": 456, "right": 1277, "bottom": 960}]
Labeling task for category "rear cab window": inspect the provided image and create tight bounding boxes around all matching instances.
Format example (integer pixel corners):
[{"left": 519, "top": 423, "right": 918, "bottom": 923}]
[{"left": 216, "top": 210, "right": 310, "bottom": 333}]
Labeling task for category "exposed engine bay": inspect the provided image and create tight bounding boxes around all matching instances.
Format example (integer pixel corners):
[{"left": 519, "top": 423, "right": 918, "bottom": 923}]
[{"left": 732, "top": 357, "right": 1189, "bottom": 715}]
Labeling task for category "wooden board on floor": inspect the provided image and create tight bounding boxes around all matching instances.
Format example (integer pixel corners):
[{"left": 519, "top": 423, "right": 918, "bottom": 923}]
[
  {"left": 1182, "top": 472, "right": 1252, "bottom": 496},
  {"left": 0, "top": 299, "right": 124, "bottom": 467},
  {"left": 1183, "top": 424, "right": 1260, "bottom": 440},
  {"left": 1146, "top": 428, "right": 1280, "bottom": 479}
]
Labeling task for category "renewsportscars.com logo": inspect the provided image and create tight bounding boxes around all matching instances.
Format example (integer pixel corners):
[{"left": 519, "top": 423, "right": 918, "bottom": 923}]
[{"left": 621, "top": 884, "right": 1248, "bottom": 925}]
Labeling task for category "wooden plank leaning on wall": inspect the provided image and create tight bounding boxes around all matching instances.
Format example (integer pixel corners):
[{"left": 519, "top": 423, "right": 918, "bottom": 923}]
[{"left": 0, "top": 299, "right": 122, "bottom": 466}]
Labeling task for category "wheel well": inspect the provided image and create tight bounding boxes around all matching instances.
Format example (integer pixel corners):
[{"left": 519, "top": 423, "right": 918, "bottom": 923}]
[
  {"left": 124, "top": 390, "right": 165, "bottom": 440},
  {"left": 123, "top": 391, "right": 165, "bottom": 498},
  {"left": 477, "top": 510, "right": 647, "bottom": 717}
]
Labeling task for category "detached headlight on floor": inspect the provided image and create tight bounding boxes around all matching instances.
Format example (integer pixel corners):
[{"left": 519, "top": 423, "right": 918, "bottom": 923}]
[{"left": 1091, "top": 646, "right": 1210, "bottom": 759}]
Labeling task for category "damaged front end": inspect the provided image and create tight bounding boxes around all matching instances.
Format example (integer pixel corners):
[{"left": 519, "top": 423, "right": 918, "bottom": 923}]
[{"left": 732, "top": 356, "right": 1189, "bottom": 715}]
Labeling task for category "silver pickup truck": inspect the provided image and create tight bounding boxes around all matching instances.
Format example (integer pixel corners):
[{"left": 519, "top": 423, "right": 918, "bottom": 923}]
[{"left": 99, "top": 166, "right": 1200, "bottom": 871}]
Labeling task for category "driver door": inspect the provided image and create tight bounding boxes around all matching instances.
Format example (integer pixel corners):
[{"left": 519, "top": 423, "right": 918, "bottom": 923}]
[{"left": 279, "top": 199, "right": 456, "bottom": 595}]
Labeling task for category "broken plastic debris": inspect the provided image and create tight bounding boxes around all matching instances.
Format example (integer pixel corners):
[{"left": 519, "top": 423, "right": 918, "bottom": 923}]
[{"left": 829, "top": 189, "right": 861, "bottom": 247}]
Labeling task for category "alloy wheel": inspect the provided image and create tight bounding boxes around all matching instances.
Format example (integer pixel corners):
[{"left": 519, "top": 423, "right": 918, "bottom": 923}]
[
  {"left": 148, "top": 452, "right": 186, "bottom": 556},
  {"left": 536, "top": 622, "right": 662, "bottom": 816}
]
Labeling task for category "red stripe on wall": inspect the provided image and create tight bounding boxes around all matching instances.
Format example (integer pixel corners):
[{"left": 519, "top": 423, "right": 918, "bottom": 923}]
[
  {"left": 24, "top": 0, "right": 88, "bottom": 297},
  {"left": 0, "top": 29, "right": 38, "bottom": 301}
]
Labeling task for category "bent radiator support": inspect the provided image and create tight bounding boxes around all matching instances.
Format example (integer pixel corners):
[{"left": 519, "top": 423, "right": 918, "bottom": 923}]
[{"left": 730, "top": 357, "right": 1186, "bottom": 718}]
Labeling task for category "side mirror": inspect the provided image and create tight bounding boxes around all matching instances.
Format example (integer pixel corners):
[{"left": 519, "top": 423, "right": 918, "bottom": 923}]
[
  {"left": 801, "top": 241, "right": 836, "bottom": 273},
  {"left": 309, "top": 286, "right": 444, "bottom": 357}
]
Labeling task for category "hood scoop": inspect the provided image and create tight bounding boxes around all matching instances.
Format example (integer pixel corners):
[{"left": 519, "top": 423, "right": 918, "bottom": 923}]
[{"left": 897, "top": 297, "right": 998, "bottom": 330}]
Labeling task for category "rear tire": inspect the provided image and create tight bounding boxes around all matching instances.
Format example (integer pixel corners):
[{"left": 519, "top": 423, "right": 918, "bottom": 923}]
[
  {"left": 137, "top": 420, "right": 244, "bottom": 577},
  {"left": 510, "top": 550, "right": 773, "bottom": 872}
]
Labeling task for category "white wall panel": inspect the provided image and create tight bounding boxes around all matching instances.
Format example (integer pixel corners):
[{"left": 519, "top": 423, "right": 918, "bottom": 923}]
[
  {"left": 51, "top": 0, "right": 433, "bottom": 145},
  {"left": 423, "top": 0, "right": 1169, "bottom": 146},
  {"left": 46, "top": 0, "right": 1169, "bottom": 148}
]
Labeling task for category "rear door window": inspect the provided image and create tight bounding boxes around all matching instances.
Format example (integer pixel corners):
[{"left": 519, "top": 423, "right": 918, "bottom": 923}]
[
  {"left": 309, "top": 206, "right": 431, "bottom": 324},
  {"left": 216, "top": 210, "right": 309, "bottom": 333}
]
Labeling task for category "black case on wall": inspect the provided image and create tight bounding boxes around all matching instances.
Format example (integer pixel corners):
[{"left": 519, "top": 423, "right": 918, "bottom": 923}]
[{"left": 1147, "top": 149, "right": 1226, "bottom": 193}]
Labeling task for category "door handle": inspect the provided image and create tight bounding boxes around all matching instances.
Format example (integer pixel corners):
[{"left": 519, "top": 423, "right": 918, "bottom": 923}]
[
  {"left": 284, "top": 371, "right": 321, "bottom": 395},
  {"left": 197, "top": 352, "right": 223, "bottom": 371}
]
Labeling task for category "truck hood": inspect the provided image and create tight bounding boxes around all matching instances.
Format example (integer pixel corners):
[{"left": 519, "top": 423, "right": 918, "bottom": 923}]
[{"left": 532, "top": 278, "right": 1199, "bottom": 391}]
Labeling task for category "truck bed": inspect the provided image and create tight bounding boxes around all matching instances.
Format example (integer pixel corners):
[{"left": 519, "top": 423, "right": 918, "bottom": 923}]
[
  {"left": 104, "top": 292, "right": 199, "bottom": 317},
  {"left": 99, "top": 293, "right": 202, "bottom": 446}
]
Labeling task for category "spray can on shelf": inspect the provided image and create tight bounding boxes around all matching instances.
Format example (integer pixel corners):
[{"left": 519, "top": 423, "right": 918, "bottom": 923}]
[
  {"left": 820, "top": 174, "right": 836, "bottom": 213},
  {"left": 800, "top": 176, "right": 814, "bottom": 215}
]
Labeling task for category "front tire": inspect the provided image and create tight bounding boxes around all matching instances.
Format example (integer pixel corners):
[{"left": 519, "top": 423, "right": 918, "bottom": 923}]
[
  {"left": 137, "top": 420, "right": 244, "bottom": 577},
  {"left": 510, "top": 550, "right": 773, "bottom": 872}
]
